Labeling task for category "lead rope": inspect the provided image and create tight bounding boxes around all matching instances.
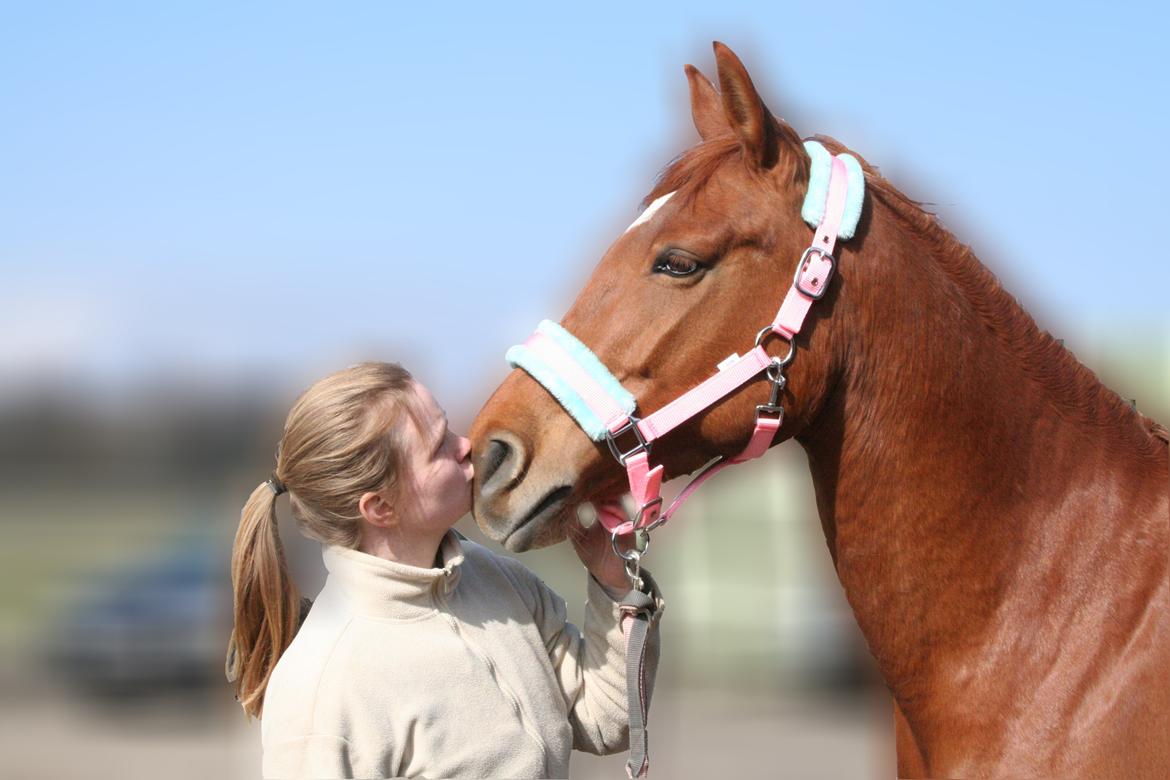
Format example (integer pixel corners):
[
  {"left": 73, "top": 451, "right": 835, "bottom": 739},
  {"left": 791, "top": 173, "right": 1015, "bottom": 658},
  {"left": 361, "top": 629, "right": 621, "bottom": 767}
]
[{"left": 618, "top": 555, "right": 659, "bottom": 779}]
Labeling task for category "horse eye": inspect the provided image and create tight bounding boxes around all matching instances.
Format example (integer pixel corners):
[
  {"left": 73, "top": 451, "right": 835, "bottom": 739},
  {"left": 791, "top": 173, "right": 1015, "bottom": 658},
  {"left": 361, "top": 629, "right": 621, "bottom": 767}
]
[{"left": 653, "top": 251, "right": 701, "bottom": 277}]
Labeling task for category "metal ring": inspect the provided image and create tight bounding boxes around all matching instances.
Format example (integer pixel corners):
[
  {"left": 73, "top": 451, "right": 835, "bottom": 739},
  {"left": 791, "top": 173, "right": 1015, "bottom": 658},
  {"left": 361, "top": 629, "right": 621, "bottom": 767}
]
[
  {"left": 755, "top": 327, "right": 797, "bottom": 368},
  {"left": 778, "top": 340, "right": 797, "bottom": 368},
  {"left": 611, "top": 531, "right": 649, "bottom": 561}
]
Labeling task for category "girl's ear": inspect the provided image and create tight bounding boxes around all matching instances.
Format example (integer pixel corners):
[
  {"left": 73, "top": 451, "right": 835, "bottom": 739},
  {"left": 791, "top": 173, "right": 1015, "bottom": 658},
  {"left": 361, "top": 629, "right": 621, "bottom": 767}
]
[{"left": 359, "top": 490, "right": 397, "bottom": 529}]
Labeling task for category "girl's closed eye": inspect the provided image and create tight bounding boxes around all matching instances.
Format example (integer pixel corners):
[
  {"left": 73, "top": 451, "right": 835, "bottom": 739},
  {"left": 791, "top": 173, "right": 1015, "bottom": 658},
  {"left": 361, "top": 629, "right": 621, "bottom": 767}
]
[{"left": 432, "top": 420, "right": 450, "bottom": 459}]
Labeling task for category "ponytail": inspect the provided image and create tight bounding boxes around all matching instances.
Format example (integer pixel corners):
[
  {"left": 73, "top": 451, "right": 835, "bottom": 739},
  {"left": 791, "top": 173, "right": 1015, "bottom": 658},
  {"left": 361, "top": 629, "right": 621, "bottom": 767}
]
[
  {"left": 227, "top": 480, "right": 302, "bottom": 718},
  {"left": 224, "top": 361, "right": 417, "bottom": 718}
]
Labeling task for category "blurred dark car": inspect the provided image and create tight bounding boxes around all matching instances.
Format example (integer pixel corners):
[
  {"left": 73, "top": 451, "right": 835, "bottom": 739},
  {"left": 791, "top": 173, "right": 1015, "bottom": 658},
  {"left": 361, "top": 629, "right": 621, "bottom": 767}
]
[{"left": 43, "top": 531, "right": 231, "bottom": 701}]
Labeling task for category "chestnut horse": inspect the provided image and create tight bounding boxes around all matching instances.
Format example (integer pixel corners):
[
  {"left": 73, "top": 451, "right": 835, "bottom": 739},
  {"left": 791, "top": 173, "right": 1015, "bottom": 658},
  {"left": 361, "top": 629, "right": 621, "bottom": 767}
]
[{"left": 469, "top": 43, "right": 1170, "bottom": 778}]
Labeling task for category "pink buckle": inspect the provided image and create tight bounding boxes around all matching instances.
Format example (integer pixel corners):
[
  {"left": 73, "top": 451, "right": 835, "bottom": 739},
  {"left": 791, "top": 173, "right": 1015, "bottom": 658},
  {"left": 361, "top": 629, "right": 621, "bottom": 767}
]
[
  {"left": 794, "top": 246, "right": 834, "bottom": 300},
  {"left": 597, "top": 451, "right": 665, "bottom": 537}
]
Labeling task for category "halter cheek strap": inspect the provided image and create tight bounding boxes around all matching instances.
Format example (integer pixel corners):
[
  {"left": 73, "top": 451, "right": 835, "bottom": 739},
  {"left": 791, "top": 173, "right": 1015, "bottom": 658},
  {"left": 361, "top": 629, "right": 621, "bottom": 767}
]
[{"left": 507, "top": 140, "right": 863, "bottom": 537}]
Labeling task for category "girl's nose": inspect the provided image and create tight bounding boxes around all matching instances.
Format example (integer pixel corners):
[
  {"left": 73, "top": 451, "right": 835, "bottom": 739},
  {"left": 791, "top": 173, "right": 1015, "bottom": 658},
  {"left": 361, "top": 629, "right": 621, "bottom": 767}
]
[{"left": 457, "top": 435, "right": 472, "bottom": 462}]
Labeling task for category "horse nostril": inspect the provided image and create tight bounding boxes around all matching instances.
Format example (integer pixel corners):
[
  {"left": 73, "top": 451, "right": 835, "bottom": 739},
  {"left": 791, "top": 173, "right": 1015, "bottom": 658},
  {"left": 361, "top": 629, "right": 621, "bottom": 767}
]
[
  {"left": 484, "top": 440, "right": 510, "bottom": 480},
  {"left": 476, "top": 433, "right": 525, "bottom": 497}
]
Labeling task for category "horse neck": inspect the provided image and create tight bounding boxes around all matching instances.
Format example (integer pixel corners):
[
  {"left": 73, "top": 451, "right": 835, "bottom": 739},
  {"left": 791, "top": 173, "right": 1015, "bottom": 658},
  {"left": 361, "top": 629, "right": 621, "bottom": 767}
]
[{"left": 795, "top": 192, "right": 1169, "bottom": 725}]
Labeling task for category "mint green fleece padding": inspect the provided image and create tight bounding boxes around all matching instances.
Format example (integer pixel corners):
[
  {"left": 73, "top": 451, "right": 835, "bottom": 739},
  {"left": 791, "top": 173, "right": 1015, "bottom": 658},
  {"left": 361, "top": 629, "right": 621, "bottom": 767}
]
[
  {"left": 505, "top": 319, "right": 636, "bottom": 441},
  {"left": 801, "top": 140, "right": 865, "bottom": 240}
]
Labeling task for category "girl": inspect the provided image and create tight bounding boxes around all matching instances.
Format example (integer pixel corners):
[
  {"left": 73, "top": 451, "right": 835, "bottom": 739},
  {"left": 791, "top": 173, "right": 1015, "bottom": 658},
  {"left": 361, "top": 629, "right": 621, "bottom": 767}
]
[{"left": 227, "top": 361, "right": 662, "bottom": 779}]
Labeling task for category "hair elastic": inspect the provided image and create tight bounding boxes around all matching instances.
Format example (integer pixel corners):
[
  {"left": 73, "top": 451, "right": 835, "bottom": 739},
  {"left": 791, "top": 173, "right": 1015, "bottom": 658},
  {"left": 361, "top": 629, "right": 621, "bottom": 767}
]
[{"left": 266, "top": 475, "right": 287, "bottom": 496}]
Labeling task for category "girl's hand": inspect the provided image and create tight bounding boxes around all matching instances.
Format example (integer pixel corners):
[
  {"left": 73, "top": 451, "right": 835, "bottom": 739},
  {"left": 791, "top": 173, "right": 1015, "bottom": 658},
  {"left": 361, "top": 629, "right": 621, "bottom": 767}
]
[{"left": 567, "top": 516, "right": 634, "bottom": 597}]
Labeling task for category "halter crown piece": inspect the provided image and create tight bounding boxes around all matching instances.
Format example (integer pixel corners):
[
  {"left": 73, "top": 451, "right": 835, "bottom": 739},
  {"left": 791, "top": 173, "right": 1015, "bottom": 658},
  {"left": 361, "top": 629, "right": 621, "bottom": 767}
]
[{"left": 506, "top": 140, "right": 863, "bottom": 540}]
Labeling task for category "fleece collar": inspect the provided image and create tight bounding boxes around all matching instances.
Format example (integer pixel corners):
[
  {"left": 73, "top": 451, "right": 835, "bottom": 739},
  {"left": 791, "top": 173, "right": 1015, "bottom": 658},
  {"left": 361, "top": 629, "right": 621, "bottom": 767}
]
[{"left": 321, "top": 530, "right": 465, "bottom": 620}]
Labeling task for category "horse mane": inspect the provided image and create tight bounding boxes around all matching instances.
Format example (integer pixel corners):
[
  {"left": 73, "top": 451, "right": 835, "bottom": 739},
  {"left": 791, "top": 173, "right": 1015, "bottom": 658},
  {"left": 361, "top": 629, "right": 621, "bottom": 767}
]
[
  {"left": 644, "top": 135, "right": 746, "bottom": 207},
  {"left": 644, "top": 131, "right": 1166, "bottom": 455}
]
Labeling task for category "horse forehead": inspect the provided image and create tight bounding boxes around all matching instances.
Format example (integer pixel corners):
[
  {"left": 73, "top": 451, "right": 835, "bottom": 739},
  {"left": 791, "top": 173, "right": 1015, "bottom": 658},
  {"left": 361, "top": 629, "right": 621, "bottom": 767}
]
[{"left": 623, "top": 191, "right": 676, "bottom": 234}]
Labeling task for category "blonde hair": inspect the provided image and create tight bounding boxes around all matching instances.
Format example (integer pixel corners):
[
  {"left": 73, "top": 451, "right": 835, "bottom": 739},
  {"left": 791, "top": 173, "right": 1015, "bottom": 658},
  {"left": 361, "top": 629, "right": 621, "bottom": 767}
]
[{"left": 227, "top": 361, "right": 418, "bottom": 717}]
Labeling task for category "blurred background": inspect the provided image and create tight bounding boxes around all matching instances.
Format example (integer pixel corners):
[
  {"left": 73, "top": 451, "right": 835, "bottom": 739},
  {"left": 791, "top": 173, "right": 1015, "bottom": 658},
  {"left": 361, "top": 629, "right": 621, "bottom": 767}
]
[{"left": 2, "top": 2, "right": 1167, "bottom": 778}]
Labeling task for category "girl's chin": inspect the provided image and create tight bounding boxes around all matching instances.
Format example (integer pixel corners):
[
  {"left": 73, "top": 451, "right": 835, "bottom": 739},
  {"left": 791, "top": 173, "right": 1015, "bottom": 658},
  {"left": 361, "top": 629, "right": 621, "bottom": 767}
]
[{"left": 452, "top": 502, "right": 473, "bottom": 525}]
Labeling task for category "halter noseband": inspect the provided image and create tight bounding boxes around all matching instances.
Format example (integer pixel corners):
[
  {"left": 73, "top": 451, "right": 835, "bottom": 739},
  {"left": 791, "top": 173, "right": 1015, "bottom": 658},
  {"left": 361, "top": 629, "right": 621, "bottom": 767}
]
[{"left": 506, "top": 141, "right": 864, "bottom": 551}]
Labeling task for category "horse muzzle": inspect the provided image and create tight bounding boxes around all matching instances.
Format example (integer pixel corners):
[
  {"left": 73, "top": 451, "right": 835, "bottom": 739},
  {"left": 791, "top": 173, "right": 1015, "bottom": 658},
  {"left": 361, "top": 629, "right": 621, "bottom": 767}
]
[{"left": 470, "top": 384, "right": 603, "bottom": 550}]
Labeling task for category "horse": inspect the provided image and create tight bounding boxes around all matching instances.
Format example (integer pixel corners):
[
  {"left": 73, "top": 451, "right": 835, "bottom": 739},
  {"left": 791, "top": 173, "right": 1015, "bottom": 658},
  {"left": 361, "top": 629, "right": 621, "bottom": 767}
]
[{"left": 468, "top": 42, "right": 1170, "bottom": 778}]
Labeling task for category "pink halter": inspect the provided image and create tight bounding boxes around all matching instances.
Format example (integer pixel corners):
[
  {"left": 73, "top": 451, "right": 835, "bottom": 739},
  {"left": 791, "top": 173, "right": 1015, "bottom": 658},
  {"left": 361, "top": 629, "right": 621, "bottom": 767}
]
[{"left": 507, "top": 150, "right": 859, "bottom": 547}]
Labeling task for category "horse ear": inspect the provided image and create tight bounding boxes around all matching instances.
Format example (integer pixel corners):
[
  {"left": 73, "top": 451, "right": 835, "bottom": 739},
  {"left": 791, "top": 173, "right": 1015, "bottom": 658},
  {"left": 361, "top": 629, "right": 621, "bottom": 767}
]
[
  {"left": 685, "top": 64, "right": 728, "bottom": 141},
  {"left": 712, "top": 41, "right": 780, "bottom": 170}
]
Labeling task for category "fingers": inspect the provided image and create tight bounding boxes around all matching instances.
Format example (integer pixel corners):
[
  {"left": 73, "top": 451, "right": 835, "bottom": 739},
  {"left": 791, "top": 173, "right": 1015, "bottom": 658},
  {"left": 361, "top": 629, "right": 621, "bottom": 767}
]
[
  {"left": 566, "top": 500, "right": 638, "bottom": 560},
  {"left": 575, "top": 502, "right": 599, "bottom": 530}
]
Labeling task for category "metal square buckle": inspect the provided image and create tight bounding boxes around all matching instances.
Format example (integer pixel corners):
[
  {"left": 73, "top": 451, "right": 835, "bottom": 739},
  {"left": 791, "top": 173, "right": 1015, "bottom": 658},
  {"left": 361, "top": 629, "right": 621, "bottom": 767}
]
[
  {"left": 754, "top": 405, "right": 785, "bottom": 425},
  {"left": 634, "top": 496, "right": 664, "bottom": 529},
  {"left": 605, "top": 417, "right": 652, "bottom": 465},
  {"left": 793, "top": 246, "right": 835, "bottom": 300}
]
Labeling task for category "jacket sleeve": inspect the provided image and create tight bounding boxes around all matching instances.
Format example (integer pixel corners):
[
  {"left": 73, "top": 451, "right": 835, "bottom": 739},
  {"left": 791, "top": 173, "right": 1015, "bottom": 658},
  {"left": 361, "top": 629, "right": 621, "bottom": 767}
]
[
  {"left": 262, "top": 734, "right": 354, "bottom": 779},
  {"left": 533, "top": 569, "right": 665, "bottom": 756}
]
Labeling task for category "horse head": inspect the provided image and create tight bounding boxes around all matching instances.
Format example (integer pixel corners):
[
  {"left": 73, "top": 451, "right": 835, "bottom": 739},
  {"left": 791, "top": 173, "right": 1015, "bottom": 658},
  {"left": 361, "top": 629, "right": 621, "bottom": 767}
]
[{"left": 470, "top": 43, "right": 866, "bottom": 551}]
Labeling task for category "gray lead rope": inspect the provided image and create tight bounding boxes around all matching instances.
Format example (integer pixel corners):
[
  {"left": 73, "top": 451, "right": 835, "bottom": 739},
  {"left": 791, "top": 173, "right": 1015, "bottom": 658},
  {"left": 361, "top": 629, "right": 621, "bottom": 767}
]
[{"left": 620, "top": 583, "right": 658, "bottom": 778}]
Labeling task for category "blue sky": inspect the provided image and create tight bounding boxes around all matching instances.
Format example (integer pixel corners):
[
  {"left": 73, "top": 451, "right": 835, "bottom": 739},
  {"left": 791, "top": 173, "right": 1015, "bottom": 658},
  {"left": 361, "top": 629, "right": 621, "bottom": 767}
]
[{"left": 2, "top": 1, "right": 1166, "bottom": 413}]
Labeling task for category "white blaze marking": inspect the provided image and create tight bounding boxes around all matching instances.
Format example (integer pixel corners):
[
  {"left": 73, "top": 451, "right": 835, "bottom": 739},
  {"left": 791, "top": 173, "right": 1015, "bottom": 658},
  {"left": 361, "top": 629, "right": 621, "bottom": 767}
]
[{"left": 623, "top": 191, "right": 676, "bottom": 234}]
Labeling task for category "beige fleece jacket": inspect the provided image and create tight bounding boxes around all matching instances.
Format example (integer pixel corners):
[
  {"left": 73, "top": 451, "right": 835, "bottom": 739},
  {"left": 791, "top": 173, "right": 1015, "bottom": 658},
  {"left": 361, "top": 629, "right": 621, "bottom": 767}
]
[{"left": 260, "top": 531, "right": 662, "bottom": 779}]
